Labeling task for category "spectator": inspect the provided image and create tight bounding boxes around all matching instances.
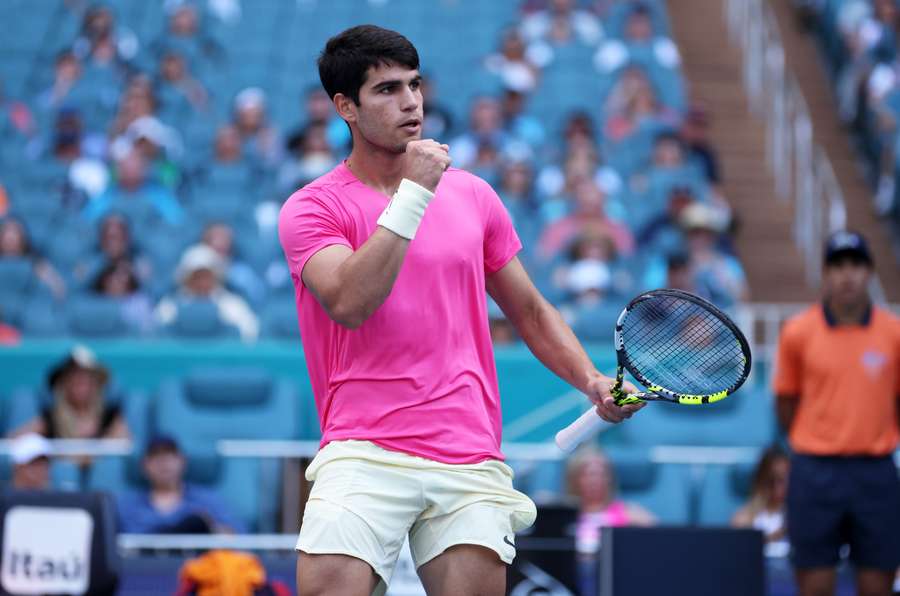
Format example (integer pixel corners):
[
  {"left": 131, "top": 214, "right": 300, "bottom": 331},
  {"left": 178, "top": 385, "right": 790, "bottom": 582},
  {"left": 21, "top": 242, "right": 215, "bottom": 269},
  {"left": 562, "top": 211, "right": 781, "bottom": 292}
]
[
  {"left": 155, "top": 244, "right": 260, "bottom": 341},
  {"left": 108, "top": 75, "right": 157, "bottom": 140},
  {"left": 420, "top": 75, "right": 455, "bottom": 140},
  {"left": 91, "top": 259, "right": 155, "bottom": 335},
  {"left": 10, "top": 346, "right": 130, "bottom": 459},
  {"left": 500, "top": 88, "right": 545, "bottom": 148},
  {"left": 151, "top": 2, "right": 224, "bottom": 71},
  {"left": 538, "top": 179, "right": 634, "bottom": 261},
  {"left": 83, "top": 150, "right": 184, "bottom": 225},
  {"left": 155, "top": 49, "right": 209, "bottom": 127},
  {"left": 289, "top": 86, "right": 350, "bottom": 153},
  {"left": 10, "top": 433, "right": 52, "bottom": 491},
  {"left": 731, "top": 447, "right": 790, "bottom": 557},
  {"left": 773, "top": 231, "right": 900, "bottom": 596},
  {"left": 566, "top": 446, "right": 654, "bottom": 596},
  {"left": 593, "top": 3, "right": 681, "bottom": 75},
  {"left": 603, "top": 67, "right": 679, "bottom": 143},
  {"left": 484, "top": 29, "right": 541, "bottom": 93},
  {"left": 681, "top": 103, "right": 721, "bottom": 185},
  {"left": 117, "top": 436, "right": 245, "bottom": 534},
  {"left": 201, "top": 222, "right": 266, "bottom": 307},
  {"left": 679, "top": 203, "right": 748, "bottom": 308},
  {"left": 449, "top": 96, "right": 510, "bottom": 170},
  {"left": 72, "top": 4, "right": 138, "bottom": 66},
  {"left": 278, "top": 122, "right": 338, "bottom": 195},
  {"left": 232, "top": 87, "right": 282, "bottom": 170},
  {"left": 73, "top": 214, "right": 154, "bottom": 291},
  {"left": 520, "top": 0, "right": 604, "bottom": 50},
  {"left": 498, "top": 159, "right": 542, "bottom": 254},
  {"left": 554, "top": 228, "right": 631, "bottom": 304},
  {"left": 0, "top": 216, "right": 66, "bottom": 299},
  {"left": 35, "top": 50, "right": 83, "bottom": 120}
]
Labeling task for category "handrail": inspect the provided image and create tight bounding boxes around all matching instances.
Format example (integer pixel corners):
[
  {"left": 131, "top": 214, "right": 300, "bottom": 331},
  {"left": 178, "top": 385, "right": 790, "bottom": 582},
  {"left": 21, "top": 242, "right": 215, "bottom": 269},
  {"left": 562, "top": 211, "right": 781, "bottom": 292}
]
[
  {"left": 0, "top": 439, "right": 132, "bottom": 457},
  {"left": 723, "top": 0, "right": 872, "bottom": 290}
]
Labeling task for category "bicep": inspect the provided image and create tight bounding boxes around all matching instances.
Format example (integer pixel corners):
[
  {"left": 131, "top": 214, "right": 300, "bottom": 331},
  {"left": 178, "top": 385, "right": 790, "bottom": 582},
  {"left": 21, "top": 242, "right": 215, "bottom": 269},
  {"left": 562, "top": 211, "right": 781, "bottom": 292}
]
[{"left": 300, "top": 244, "right": 354, "bottom": 304}]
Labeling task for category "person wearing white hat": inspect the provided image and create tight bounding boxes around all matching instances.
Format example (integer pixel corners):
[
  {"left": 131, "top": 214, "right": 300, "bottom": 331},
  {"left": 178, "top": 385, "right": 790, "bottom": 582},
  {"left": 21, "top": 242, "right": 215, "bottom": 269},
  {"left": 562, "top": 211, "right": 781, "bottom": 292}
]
[
  {"left": 10, "top": 433, "right": 52, "bottom": 490},
  {"left": 154, "top": 244, "right": 260, "bottom": 341},
  {"left": 233, "top": 86, "right": 282, "bottom": 169}
]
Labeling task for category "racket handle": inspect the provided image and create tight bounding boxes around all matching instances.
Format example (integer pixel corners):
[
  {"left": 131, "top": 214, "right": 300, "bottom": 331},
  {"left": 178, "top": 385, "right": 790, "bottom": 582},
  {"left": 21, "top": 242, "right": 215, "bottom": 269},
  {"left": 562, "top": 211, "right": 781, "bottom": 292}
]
[{"left": 555, "top": 407, "right": 613, "bottom": 453}]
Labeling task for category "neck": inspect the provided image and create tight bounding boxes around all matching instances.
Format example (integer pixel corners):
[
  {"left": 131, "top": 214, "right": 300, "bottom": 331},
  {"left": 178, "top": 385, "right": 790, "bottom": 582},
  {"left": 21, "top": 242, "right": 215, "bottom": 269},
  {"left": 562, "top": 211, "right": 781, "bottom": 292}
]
[
  {"left": 153, "top": 481, "right": 183, "bottom": 497},
  {"left": 580, "top": 496, "right": 613, "bottom": 512},
  {"left": 826, "top": 296, "right": 868, "bottom": 325},
  {"left": 345, "top": 138, "right": 406, "bottom": 196}
]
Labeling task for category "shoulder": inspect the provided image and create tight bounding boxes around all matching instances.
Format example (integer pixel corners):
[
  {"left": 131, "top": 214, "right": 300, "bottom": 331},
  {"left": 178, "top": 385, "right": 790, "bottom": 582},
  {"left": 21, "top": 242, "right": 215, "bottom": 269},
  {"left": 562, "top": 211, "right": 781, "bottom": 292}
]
[
  {"left": 280, "top": 166, "right": 349, "bottom": 213},
  {"left": 873, "top": 306, "right": 900, "bottom": 338},
  {"left": 782, "top": 305, "right": 822, "bottom": 338},
  {"left": 440, "top": 168, "right": 500, "bottom": 200}
]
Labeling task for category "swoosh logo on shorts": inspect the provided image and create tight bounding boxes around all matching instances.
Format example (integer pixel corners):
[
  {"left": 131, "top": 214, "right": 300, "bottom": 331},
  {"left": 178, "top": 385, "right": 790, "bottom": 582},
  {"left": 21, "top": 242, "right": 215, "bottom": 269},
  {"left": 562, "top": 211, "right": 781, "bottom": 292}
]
[{"left": 503, "top": 535, "right": 515, "bottom": 548}]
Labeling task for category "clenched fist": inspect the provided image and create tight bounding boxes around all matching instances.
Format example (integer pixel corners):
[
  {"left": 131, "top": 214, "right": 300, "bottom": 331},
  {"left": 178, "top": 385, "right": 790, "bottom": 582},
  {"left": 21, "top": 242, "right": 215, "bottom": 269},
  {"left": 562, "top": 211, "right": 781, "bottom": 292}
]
[{"left": 402, "top": 139, "right": 451, "bottom": 193}]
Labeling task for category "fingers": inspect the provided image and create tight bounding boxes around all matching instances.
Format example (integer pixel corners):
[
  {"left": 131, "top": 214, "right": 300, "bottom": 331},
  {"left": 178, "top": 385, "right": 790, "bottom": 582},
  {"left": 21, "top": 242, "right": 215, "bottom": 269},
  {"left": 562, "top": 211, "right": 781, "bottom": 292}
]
[{"left": 594, "top": 395, "right": 643, "bottom": 423}]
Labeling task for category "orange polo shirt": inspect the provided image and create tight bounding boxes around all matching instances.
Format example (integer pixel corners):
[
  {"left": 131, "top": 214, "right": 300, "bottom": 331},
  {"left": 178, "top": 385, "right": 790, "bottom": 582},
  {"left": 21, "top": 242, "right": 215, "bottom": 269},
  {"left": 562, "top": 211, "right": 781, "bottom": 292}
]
[{"left": 772, "top": 304, "right": 900, "bottom": 456}]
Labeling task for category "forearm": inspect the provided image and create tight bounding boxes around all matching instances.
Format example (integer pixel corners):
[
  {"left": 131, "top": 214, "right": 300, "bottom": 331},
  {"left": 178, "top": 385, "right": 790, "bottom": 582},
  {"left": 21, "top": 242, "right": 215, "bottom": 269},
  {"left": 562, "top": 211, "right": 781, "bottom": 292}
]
[
  {"left": 514, "top": 299, "right": 600, "bottom": 393},
  {"left": 775, "top": 396, "right": 797, "bottom": 435},
  {"left": 327, "top": 227, "right": 411, "bottom": 328}
]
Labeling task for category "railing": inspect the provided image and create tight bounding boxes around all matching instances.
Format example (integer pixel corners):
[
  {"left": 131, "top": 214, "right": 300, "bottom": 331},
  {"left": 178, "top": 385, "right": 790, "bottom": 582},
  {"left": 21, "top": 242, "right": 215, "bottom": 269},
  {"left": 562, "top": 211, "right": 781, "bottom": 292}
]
[{"left": 725, "top": 0, "right": 851, "bottom": 289}]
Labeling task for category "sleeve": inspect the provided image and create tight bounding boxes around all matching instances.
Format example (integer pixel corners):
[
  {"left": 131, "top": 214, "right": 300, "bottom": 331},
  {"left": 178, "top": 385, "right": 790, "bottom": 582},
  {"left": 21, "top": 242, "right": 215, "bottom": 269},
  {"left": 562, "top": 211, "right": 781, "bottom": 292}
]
[
  {"left": 278, "top": 191, "right": 352, "bottom": 282},
  {"left": 772, "top": 318, "right": 803, "bottom": 398},
  {"left": 477, "top": 177, "right": 522, "bottom": 275}
]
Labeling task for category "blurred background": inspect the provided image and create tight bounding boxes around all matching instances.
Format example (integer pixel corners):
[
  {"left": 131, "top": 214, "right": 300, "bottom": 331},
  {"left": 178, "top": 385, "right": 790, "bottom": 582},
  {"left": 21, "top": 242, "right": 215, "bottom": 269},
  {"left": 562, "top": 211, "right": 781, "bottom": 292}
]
[{"left": 0, "top": 0, "right": 898, "bottom": 594}]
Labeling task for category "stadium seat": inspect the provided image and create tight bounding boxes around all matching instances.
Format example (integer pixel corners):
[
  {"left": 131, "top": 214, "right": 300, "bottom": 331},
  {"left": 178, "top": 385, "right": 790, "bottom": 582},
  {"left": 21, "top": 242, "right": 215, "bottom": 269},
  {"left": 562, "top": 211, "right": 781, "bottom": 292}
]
[
  {"left": 260, "top": 298, "right": 299, "bottom": 340},
  {"left": 67, "top": 295, "right": 132, "bottom": 338},
  {"left": 160, "top": 298, "right": 242, "bottom": 340}
]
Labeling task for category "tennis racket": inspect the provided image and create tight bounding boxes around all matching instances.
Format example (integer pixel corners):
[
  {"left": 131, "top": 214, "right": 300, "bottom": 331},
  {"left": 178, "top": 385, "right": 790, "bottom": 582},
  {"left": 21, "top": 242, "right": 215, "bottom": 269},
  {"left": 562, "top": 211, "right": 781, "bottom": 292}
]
[{"left": 555, "top": 288, "right": 752, "bottom": 452}]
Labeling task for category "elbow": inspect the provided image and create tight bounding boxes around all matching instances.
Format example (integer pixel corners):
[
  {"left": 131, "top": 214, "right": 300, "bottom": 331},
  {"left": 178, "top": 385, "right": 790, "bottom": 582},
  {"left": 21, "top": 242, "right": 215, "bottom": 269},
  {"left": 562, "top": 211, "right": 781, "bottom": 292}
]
[{"left": 328, "top": 301, "right": 368, "bottom": 330}]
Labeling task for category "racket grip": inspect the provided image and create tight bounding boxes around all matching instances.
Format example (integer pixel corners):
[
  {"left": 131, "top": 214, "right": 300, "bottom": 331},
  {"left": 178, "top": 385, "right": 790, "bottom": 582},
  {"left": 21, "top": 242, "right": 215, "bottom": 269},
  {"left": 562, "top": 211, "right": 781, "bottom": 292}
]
[{"left": 555, "top": 407, "right": 613, "bottom": 453}]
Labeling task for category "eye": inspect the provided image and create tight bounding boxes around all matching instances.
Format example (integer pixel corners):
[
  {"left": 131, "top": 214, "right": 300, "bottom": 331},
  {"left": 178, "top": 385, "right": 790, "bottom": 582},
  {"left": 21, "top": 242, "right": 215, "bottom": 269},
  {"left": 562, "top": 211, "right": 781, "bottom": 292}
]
[{"left": 410, "top": 80, "right": 421, "bottom": 90}]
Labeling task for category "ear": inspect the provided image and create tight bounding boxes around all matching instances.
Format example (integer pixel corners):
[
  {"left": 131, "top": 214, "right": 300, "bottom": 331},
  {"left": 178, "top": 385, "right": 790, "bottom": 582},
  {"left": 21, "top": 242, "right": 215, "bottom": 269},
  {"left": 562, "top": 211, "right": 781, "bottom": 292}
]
[{"left": 333, "top": 93, "right": 357, "bottom": 125}]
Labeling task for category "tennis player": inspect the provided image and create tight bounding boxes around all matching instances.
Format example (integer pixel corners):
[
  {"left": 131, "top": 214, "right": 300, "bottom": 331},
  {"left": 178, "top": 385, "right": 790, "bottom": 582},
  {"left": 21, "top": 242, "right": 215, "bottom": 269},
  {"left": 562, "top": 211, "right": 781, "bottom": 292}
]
[
  {"left": 279, "top": 25, "right": 642, "bottom": 596},
  {"left": 773, "top": 231, "right": 900, "bottom": 596}
]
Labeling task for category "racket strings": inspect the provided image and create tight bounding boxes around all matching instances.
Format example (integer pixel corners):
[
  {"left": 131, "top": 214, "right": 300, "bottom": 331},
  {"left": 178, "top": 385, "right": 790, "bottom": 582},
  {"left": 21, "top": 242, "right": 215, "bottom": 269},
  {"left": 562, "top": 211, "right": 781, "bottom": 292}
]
[{"left": 622, "top": 296, "right": 746, "bottom": 395}]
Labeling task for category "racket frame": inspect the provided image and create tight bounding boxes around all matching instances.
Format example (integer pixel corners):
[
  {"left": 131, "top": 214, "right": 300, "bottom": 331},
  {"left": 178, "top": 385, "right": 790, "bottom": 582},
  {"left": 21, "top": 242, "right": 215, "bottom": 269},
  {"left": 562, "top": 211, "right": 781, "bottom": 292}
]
[{"left": 609, "top": 289, "right": 752, "bottom": 406}]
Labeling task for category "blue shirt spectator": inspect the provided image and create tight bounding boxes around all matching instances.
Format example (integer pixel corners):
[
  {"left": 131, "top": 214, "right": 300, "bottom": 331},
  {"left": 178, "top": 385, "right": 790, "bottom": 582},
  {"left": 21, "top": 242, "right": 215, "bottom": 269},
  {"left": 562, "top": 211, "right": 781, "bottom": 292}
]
[
  {"left": 116, "top": 436, "right": 245, "bottom": 534},
  {"left": 83, "top": 150, "right": 184, "bottom": 225}
]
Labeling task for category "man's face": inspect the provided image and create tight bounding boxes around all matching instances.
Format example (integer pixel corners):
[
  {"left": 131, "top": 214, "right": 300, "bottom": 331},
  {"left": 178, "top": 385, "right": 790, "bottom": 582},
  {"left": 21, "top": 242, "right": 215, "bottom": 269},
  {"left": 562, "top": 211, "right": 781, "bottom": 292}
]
[
  {"left": 13, "top": 458, "right": 50, "bottom": 490},
  {"left": 344, "top": 64, "right": 423, "bottom": 154},
  {"left": 143, "top": 450, "right": 185, "bottom": 488},
  {"left": 822, "top": 256, "right": 871, "bottom": 305}
]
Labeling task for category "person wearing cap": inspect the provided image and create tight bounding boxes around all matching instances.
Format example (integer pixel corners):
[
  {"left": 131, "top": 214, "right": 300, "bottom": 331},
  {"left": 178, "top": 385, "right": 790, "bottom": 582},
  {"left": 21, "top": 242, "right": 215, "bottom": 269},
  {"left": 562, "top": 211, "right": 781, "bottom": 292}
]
[
  {"left": 679, "top": 202, "right": 747, "bottom": 309},
  {"left": 772, "top": 230, "right": 900, "bottom": 596},
  {"left": 154, "top": 244, "right": 259, "bottom": 341},
  {"left": 232, "top": 86, "right": 283, "bottom": 170},
  {"left": 10, "top": 346, "right": 129, "bottom": 466},
  {"left": 82, "top": 149, "right": 184, "bottom": 225},
  {"left": 116, "top": 436, "right": 245, "bottom": 534},
  {"left": 10, "top": 433, "right": 52, "bottom": 491}
]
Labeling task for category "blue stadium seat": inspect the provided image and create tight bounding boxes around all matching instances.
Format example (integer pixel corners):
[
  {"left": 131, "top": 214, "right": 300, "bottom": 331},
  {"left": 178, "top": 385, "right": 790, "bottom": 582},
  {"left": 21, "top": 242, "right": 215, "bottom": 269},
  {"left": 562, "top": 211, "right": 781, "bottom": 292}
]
[
  {"left": 0, "top": 257, "right": 37, "bottom": 323},
  {"left": 67, "top": 295, "right": 132, "bottom": 338},
  {"left": 161, "top": 298, "right": 242, "bottom": 340},
  {"left": 261, "top": 298, "right": 299, "bottom": 340}
]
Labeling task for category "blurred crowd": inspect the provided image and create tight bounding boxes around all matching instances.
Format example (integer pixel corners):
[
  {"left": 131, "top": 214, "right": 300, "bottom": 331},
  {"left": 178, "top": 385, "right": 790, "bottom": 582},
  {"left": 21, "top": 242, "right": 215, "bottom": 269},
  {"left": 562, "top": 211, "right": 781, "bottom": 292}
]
[
  {"left": 796, "top": 0, "right": 900, "bottom": 226},
  {"left": 0, "top": 0, "right": 748, "bottom": 346}
]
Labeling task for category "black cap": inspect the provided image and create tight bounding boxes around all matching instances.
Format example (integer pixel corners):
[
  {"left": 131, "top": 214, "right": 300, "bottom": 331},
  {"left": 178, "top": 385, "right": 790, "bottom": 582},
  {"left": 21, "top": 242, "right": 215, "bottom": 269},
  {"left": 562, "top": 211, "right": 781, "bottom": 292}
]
[
  {"left": 824, "top": 231, "right": 873, "bottom": 266},
  {"left": 144, "top": 435, "right": 180, "bottom": 457}
]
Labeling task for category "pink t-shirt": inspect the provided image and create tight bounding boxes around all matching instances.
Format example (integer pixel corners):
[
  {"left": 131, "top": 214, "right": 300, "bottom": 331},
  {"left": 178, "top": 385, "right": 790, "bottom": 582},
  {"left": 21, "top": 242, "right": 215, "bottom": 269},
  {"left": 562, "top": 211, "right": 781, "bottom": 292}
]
[{"left": 278, "top": 163, "right": 521, "bottom": 464}]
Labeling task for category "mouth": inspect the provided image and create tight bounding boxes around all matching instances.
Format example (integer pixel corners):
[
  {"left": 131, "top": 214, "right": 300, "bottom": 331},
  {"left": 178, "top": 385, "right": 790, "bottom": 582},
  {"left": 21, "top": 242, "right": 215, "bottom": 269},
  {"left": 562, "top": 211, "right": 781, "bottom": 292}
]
[{"left": 399, "top": 119, "right": 421, "bottom": 132}]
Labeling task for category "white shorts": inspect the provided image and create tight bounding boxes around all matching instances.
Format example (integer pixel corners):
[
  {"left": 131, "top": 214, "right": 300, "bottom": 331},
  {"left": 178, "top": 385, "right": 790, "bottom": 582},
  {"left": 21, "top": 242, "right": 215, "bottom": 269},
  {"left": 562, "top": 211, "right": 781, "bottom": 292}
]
[{"left": 295, "top": 440, "right": 537, "bottom": 595}]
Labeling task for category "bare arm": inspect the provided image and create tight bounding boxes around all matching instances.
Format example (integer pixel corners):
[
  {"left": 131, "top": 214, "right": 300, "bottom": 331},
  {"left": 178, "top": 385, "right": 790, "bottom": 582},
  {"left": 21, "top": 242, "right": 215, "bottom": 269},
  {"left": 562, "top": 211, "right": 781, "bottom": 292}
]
[
  {"left": 775, "top": 395, "right": 798, "bottom": 435},
  {"left": 486, "top": 257, "right": 642, "bottom": 423},
  {"left": 302, "top": 230, "right": 411, "bottom": 329},
  {"left": 302, "top": 139, "right": 450, "bottom": 329}
]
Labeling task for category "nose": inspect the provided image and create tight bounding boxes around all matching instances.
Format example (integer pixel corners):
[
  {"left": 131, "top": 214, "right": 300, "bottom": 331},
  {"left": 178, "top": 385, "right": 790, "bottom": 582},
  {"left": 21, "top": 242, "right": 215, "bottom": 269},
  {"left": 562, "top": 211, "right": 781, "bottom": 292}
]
[{"left": 400, "top": 84, "right": 419, "bottom": 112}]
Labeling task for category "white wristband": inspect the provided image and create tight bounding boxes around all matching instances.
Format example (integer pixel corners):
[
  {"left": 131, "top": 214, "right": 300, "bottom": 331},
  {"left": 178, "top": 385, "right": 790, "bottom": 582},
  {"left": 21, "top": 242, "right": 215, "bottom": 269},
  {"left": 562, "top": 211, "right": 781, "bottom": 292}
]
[{"left": 376, "top": 178, "right": 435, "bottom": 240}]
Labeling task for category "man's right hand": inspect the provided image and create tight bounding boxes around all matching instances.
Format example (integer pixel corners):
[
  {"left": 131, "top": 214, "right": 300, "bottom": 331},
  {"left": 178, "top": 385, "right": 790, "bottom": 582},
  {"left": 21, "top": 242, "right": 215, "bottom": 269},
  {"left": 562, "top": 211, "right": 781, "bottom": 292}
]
[{"left": 402, "top": 139, "right": 451, "bottom": 192}]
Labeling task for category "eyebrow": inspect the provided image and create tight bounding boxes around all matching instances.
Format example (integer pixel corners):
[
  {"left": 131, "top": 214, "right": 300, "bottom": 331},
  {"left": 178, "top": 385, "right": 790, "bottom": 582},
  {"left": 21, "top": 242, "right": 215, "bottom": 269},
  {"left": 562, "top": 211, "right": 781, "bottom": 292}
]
[{"left": 372, "top": 75, "right": 422, "bottom": 91}]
